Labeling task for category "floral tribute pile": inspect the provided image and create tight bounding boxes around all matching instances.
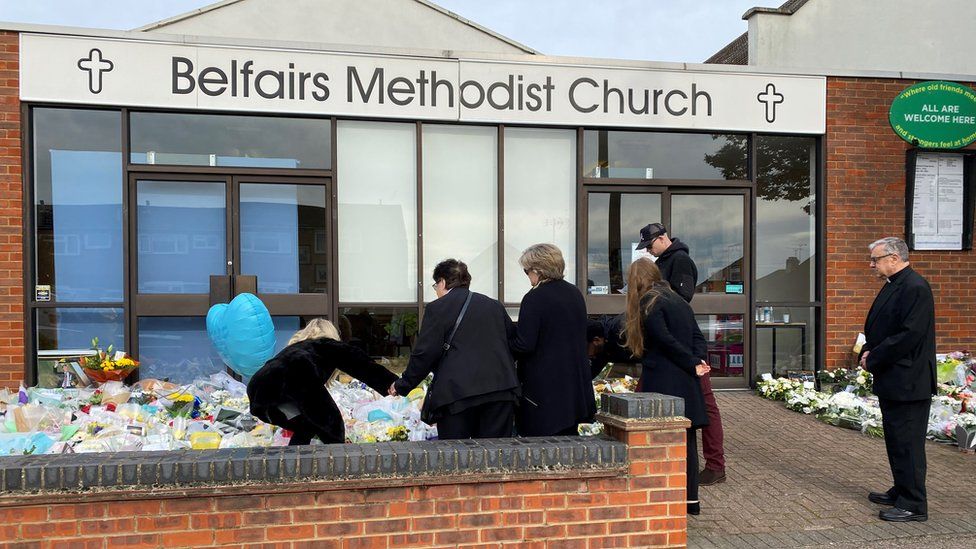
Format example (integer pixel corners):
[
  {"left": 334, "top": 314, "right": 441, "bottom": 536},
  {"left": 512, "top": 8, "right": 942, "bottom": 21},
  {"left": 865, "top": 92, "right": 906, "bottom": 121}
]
[
  {"left": 757, "top": 352, "right": 976, "bottom": 451},
  {"left": 0, "top": 370, "right": 440, "bottom": 455}
]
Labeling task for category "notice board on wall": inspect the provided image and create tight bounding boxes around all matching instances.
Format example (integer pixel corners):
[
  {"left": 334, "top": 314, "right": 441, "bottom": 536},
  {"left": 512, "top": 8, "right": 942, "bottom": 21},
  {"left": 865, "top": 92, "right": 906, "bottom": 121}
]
[{"left": 905, "top": 150, "right": 976, "bottom": 250}]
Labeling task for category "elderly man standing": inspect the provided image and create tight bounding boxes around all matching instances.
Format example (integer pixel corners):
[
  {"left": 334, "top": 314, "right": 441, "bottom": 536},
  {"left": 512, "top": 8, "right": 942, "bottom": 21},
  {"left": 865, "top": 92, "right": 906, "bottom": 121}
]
[
  {"left": 636, "top": 222, "right": 727, "bottom": 486},
  {"left": 859, "top": 237, "right": 936, "bottom": 522}
]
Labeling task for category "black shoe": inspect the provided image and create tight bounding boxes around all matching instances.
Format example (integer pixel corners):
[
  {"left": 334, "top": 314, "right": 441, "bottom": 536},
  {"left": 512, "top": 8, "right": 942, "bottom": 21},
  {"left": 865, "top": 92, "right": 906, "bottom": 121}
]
[
  {"left": 879, "top": 507, "right": 927, "bottom": 522},
  {"left": 868, "top": 491, "right": 895, "bottom": 506},
  {"left": 699, "top": 468, "right": 726, "bottom": 486},
  {"left": 687, "top": 502, "right": 701, "bottom": 516}
]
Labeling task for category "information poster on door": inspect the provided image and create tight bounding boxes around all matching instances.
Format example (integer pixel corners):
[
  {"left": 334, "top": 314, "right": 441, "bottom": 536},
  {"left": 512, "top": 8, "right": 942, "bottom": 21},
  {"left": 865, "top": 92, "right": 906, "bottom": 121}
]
[{"left": 911, "top": 153, "right": 965, "bottom": 250}]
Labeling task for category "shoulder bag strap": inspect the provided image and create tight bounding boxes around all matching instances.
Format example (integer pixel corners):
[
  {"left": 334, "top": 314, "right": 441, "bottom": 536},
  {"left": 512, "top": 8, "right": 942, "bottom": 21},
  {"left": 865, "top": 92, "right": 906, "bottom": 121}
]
[{"left": 443, "top": 290, "right": 473, "bottom": 352}]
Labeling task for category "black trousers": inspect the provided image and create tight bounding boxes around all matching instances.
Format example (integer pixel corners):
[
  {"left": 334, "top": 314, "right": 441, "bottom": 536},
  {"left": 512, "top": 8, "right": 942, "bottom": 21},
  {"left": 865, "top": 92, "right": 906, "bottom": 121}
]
[
  {"left": 878, "top": 398, "right": 931, "bottom": 514},
  {"left": 437, "top": 400, "right": 515, "bottom": 440},
  {"left": 687, "top": 427, "right": 700, "bottom": 503}
]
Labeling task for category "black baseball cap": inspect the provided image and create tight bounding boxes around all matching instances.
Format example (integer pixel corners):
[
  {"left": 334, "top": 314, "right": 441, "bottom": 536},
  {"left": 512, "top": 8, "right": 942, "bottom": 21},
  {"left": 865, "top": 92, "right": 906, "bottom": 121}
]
[{"left": 636, "top": 223, "right": 667, "bottom": 250}]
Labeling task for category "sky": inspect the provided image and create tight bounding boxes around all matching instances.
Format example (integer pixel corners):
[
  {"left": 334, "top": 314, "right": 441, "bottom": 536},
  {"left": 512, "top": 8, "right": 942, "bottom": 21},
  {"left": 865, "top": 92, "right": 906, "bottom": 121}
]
[{"left": 0, "top": 0, "right": 781, "bottom": 63}]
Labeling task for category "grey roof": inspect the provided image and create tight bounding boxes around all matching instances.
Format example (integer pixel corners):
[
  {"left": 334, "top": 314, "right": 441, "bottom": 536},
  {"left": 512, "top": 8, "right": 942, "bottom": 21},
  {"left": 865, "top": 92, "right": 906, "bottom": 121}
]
[
  {"left": 704, "top": 31, "right": 747, "bottom": 65},
  {"left": 704, "top": 0, "right": 812, "bottom": 65}
]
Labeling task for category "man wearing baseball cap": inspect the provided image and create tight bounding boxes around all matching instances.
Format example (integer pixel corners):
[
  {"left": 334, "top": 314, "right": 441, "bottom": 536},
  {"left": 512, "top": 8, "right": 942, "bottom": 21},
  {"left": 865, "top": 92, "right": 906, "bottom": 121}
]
[{"left": 636, "top": 222, "right": 727, "bottom": 486}]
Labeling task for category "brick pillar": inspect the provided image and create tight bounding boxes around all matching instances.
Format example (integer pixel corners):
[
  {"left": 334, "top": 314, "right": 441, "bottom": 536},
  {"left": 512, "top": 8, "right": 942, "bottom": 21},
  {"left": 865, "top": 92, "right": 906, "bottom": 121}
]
[
  {"left": 0, "top": 31, "right": 22, "bottom": 390},
  {"left": 596, "top": 392, "right": 691, "bottom": 548}
]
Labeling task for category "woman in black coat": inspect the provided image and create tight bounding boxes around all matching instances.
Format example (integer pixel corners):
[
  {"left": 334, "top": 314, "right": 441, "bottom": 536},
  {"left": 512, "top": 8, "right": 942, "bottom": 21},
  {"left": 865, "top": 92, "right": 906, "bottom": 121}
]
[
  {"left": 390, "top": 259, "right": 520, "bottom": 439},
  {"left": 623, "top": 257, "right": 710, "bottom": 515},
  {"left": 511, "top": 243, "right": 596, "bottom": 436},
  {"left": 247, "top": 318, "right": 397, "bottom": 446}
]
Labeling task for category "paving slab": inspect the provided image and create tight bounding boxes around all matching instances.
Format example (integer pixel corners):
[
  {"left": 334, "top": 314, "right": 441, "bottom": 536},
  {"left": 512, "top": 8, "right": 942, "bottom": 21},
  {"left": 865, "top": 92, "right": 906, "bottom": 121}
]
[{"left": 689, "top": 392, "right": 975, "bottom": 548}]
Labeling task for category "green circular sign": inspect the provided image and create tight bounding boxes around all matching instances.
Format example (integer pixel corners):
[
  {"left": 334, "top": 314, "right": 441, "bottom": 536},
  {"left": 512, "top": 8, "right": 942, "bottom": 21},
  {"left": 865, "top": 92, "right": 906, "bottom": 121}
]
[{"left": 889, "top": 80, "right": 976, "bottom": 148}]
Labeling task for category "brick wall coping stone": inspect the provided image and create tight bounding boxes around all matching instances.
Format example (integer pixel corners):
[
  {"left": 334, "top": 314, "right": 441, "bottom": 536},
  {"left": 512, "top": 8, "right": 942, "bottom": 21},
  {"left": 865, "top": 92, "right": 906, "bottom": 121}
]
[{"left": 0, "top": 392, "right": 686, "bottom": 500}]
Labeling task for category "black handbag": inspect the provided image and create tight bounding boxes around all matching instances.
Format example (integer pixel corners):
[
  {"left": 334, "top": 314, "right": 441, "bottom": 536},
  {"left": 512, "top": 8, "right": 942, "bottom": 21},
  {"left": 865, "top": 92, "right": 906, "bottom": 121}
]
[{"left": 420, "top": 291, "right": 473, "bottom": 424}]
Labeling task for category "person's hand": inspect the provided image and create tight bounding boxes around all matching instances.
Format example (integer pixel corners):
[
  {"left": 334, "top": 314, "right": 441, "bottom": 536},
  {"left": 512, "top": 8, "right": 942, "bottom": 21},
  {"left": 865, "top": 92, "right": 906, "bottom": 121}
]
[
  {"left": 388, "top": 383, "right": 398, "bottom": 396},
  {"left": 695, "top": 361, "right": 710, "bottom": 377},
  {"left": 859, "top": 351, "right": 869, "bottom": 369}
]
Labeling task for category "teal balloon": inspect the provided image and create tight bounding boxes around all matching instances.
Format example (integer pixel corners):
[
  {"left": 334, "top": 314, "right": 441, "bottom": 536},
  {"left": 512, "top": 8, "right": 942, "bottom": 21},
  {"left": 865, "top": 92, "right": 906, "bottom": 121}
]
[{"left": 206, "top": 293, "right": 276, "bottom": 378}]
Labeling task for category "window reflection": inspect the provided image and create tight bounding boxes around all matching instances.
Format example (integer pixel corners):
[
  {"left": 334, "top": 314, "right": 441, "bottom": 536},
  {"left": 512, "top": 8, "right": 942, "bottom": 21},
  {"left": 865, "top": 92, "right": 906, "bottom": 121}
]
[
  {"left": 136, "top": 181, "right": 226, "bottom": 294},
  {"left": 587, "top": 193, "right": 661, "bottom": 294},
  {"left": 583, "top": 130, "right": 747, "bottom": 180},
  {"left": 36, "top": 308, "right": 125, "bottom": 351},
  {"left": 670, "top": 195, "right": 744, "bottom": 294},
  {"left": 130, "top": 112, "right": 331, "bottom": 169},
  {"left": 240, "top": 184, "right": 327, "bottom": 294},
  {"left": 137, "top": 317, "right": 223, "bottom": 383},
  {"left": 697, "top": 314, "right": 744, "bottom": 379},
  {"left": 755, "top": 136, "right": 817, "bottom": 302},
  {"left": 339, "top": 307, "right": 417, "bottom": 374},
  {"left": 33, "top": 108, "right": 123, "bottom": 302},
  {"left": 755, "top": 307, "right": 814, "bottom": 378}
]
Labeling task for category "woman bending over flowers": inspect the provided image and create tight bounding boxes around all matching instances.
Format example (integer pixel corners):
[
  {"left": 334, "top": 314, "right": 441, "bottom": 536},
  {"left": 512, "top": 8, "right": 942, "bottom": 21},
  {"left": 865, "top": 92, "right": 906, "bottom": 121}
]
[{"left": 247, "top": 319, "right": 397, "bottom": 445}]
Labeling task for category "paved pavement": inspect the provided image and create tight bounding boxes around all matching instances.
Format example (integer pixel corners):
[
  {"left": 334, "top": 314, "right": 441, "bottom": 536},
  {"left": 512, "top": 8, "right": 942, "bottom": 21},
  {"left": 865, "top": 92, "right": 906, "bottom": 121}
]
[{"left": 688, "top": 391, "right": 975, "bottom": 548}]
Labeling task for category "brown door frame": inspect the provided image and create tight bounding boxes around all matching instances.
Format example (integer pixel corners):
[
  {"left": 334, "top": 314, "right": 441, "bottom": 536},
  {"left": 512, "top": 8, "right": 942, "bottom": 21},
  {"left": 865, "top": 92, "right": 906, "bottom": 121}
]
[
  {"left": 126, "top": 172, "right": 332, "bottom": 359},
  {"left": 578, "top": 184, "right": 753, "bottom": 389}
]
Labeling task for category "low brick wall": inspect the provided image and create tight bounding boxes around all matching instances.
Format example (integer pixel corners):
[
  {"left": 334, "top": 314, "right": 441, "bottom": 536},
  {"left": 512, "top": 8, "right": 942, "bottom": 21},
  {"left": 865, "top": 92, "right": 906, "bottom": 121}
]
[{"left": 0, "top": 393, "right": 690, "bottom": 548}]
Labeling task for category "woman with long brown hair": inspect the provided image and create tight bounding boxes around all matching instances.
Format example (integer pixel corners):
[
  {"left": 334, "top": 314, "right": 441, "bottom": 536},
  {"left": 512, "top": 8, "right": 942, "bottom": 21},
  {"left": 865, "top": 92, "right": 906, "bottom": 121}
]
[{"left": 624, "top": 257, "right": 710, "bottom": 515}]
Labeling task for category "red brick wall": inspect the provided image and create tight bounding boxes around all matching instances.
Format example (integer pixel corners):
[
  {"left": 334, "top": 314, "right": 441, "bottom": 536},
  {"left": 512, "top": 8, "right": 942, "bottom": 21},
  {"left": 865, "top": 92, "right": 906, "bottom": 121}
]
[
  {"left": 825, "top": 77, "right": 976, "bottom": 369},
  {"left": 0, "top": 419, "right": 690, "bottom": 548},
  {"left": 0, "top": 31, "right": 23, "bottom": 389}
]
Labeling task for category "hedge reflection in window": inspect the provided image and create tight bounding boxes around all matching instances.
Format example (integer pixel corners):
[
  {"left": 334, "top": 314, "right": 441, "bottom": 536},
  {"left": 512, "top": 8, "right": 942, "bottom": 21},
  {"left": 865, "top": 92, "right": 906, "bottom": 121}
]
[{"left": 339, "top": 308, "right": 418, "bottom": 374}]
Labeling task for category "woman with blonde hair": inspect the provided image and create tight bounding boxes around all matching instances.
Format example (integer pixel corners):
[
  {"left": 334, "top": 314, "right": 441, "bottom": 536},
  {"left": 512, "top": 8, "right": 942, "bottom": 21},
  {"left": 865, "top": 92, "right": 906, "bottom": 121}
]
[
  {"left": 248, "top": 318, "right": 397, "bottom": 445},
  {"left": 624, "top": 257, "right": 710, "bottom": 515},
  {"left": 510, "top": 243, "right": 595, "bottom": 436}
]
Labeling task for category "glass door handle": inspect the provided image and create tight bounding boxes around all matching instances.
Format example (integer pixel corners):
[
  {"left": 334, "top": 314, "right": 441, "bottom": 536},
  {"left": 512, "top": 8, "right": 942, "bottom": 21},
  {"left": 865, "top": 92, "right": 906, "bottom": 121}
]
[
  {"left": 209, "top": 275, "right": 233, "bottom": 306},
  {"left": 234, "top": 275, "right": 258, "bottom": 296}
]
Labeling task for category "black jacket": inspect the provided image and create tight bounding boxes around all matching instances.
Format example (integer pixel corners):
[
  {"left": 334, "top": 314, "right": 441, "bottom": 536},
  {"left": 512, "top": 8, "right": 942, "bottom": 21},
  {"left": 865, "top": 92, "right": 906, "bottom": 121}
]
[
  {"left": 638, "top": 286, "right": 709, "bottom": 427},
  {"left": 247, "top": 338, "right": 397, "bottom": 442},
  {"left": 862, "top": 266, "right": 937, "bottom": 401},
  {"left": 511, "top": 279, "right": 597, "bottom": 436},
  {"left": 394, "top": 288, "right": 520, "bottom": 423},
  {"left": 655, "top": 239, "right": 698, "bottom": 303}
]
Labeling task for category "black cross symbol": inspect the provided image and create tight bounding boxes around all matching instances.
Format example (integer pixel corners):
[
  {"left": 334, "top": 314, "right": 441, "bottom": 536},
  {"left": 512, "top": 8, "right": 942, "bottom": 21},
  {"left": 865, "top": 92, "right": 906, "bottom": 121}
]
[
  {"left": 756, "top": 83, "right": 784, "bottom": 123},
  {"left": 77, "top": 48, "right": 114, "bottom": 94}
]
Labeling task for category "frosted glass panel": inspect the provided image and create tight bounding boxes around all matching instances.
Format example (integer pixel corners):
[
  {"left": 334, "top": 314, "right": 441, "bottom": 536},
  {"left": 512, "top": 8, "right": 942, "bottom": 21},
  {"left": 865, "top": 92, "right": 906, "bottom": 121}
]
[
  {"left": 503, "top": 128, "right": 576, "bottom": 303},
  {"left": 422, "top": 125, "right": 497, "bottom": 301},
  {"left": 337, "top": 121, "right": 417, "bottom": 302}
]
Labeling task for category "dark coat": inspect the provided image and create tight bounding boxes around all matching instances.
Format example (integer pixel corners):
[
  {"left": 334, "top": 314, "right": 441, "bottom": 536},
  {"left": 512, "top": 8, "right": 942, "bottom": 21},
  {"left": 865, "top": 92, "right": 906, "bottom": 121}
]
[
  {"left": 654, "top": 239, "right": 698, "bottom": 303},
  {"left": 511, "top": 279, "right": 596, "bottom": 436},
  {"left": 638, "top": 286, "right": 709, "bottom": 428},
  {"left": 247, "top": 338, "right": 397, "bottom": 443},
  {"left": 394, "top": 288, "right": 520, "bottom": 424},
  {"left": 862, "top": 266, "right": 937, "bottom": 401}
]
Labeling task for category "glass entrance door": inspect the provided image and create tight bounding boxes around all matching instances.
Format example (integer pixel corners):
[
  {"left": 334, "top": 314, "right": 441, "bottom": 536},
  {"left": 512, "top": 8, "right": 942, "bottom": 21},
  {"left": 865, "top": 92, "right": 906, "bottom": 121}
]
[
  {"left": 128, "top": 174, "right": 330, "bottom": 382},
  {"left": 670, "top": 191, "right": 750, "bottom": 388},
  {"left": 583, "top": 188, "right": 751, "bottom": 388}
]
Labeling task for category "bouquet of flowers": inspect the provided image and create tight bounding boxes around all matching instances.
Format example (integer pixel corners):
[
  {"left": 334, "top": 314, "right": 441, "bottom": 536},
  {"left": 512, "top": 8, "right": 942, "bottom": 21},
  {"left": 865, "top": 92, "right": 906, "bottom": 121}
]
[{"left": 81, "top": 337, "right": 139, "bottom": 383}]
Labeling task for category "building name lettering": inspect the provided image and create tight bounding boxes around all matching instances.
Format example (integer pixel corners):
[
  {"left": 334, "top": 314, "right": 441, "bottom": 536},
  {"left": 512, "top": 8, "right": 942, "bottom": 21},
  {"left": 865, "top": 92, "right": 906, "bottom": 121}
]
[{"left": 171, "top": 57, "right": 713, "bottom": 117}]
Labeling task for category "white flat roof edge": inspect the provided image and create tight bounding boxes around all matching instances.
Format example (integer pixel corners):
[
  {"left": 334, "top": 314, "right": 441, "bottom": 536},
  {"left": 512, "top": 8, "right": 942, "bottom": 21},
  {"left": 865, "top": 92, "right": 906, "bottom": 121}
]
[{"left": 2, "top": 21, "right": 974, "bottom": 82}]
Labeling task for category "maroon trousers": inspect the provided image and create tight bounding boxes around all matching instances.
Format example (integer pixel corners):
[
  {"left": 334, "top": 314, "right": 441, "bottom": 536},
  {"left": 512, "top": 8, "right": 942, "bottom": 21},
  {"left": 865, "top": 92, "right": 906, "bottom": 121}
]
[{"left": 699, "top": 373, "right": 726, "bottom": 471}]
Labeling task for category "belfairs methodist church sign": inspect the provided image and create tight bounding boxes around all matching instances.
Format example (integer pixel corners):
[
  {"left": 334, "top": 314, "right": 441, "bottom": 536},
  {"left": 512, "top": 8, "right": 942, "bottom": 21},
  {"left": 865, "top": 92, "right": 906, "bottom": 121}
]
[
  {"left": 889, "top": 81, "right": 976, "bottom": 149},
  {"left": 20, "top": 34, "right": 826, "bottom": 134}
]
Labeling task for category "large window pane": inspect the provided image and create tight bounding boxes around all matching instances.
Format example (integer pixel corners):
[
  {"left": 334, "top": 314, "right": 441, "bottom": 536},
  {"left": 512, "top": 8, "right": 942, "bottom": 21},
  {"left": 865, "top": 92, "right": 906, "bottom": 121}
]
[
  {"left": 339, "top": 307, "right": 417, "bottom": 368},
  {"left": 137, "top": 317, "right": 223, "bottom": 383},
  {"left": 36, "top": 308, "right": 125, "bottom": 351},
  {"left": 337, "top": 121, "right": 417, "bottom": 302},
  {"left": 33, "top": 108, "right": 123, "bottom": 302},
  {"left": 240, "top": 183, "right": 327, "bottom": 294},
  {"left": 137, "top": 181, "right": 226, "bottom": 294},
  {"left": 583, "top": 130, "right": 748, "bottom": 180},
  {"left": 130, "top": 112, "right": 331, "bottom": 169},
  {"left": 670, "top": 195, "right": 744, "bottom": 294},
  {"left": 755, "top": 136, "right": 817, "bottom": 302},
  {"left": 503, "top": 128, "right": 576, "bottom": 303},
  {"left": 587, "top": 193, "right": 661, "bottom": 295},
  {"left": 755, "top": 306, "right": 816, "bottom": 378},
  {"left": 422, "top": 125, "right": 497, "bottom": 301}
]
